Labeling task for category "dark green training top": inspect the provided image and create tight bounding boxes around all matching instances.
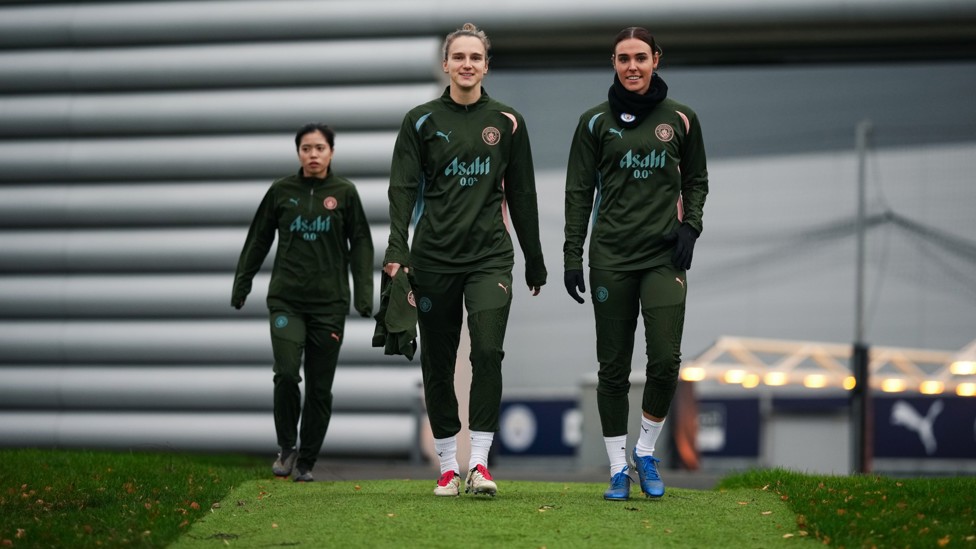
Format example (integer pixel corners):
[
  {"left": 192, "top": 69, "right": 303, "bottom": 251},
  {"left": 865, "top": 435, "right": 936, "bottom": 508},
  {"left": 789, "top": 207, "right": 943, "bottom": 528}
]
[
  {"left": 384, "top": 87, "right": 547, "bottom": 287},
  {"left": 232, "top": 168, "right": 374, "bottom": 315},
  {"left": 564, "top": 97, "right": 709, "bottom": 271}
]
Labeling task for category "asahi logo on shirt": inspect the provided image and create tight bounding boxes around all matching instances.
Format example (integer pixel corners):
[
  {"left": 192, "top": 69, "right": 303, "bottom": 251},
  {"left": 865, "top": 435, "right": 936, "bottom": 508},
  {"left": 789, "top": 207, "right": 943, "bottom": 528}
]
[
  {"left": 445, "top": 155, "right": 491, "bottom": 187},
  {"left": 445, "top": 156, "right": 491, "bottom": 176},
  {"left": 619, "top": 149, "right": 666, "bottom": 180},
  {"left": 289, "top": 215, "right": 331, "bottom": 241}
]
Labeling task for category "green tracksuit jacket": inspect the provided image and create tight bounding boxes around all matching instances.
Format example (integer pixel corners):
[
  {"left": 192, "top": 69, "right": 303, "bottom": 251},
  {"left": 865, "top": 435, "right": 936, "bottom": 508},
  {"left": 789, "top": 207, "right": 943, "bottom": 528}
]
[
  {"left": 384, "top": 87, "right": 546, "bottom": 287},
  {"left": 233, "top": 169, "right": 374, "bottom": 315},
  {"left": 564, "top": 98, "right": 708, "bottom": 272}
]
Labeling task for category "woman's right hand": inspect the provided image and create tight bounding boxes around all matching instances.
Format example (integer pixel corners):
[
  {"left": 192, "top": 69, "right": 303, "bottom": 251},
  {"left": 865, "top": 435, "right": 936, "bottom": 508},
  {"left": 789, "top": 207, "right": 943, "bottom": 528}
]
[{"left": 383, "top": 262, "right": 406, "bottom": 278}]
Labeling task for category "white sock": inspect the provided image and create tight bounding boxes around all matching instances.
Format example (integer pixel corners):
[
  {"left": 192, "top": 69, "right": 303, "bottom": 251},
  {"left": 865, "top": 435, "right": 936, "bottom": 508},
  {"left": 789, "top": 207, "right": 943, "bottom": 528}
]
[
  {"left": 468, "top": 430, "right": 494, "bottom": 470},
  {"left": 604, "top": 435, "right": 628, "bottom": 476},
  {"left": 635, "top": 416, "right": 665, "bottom": 457},
  {"left": 433, "top": 436, "right": 459, "bottom": 475}
]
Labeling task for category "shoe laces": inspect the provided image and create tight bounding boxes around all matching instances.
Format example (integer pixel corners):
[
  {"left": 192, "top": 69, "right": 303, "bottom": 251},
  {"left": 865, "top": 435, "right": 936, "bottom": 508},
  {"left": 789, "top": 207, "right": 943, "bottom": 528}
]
[
  {"left": 636, "top": 455, "right": 661, "bottom": 480},
  {"left": 437, "top": 471, "right": 458, "bottom": 487},
  {"left": 609, "top": 470, "right": 631, "bottom": 489},
  {"left": 472, "top": 464, "right": 493, "bottom": 480}
]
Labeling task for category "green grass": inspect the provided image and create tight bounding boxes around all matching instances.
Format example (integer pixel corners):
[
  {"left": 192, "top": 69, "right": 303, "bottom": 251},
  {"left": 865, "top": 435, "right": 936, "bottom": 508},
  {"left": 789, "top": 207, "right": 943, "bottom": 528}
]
[
  {"left": 172, "top": 478, "right": 810, "bottom": 548},
  {"left": 3, "top": 450, "right": 975, "bottom": 548},
  {"left": 0, "top": 449, "right": 264, "bottom": 548},
  {"left": 718, "top": 468, "right": 976, "bottom": 548}
]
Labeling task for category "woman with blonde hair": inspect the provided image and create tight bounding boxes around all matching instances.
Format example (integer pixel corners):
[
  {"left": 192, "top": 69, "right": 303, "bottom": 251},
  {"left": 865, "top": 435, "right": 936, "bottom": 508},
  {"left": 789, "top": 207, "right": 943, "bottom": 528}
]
[{"left": 383, "top": 23, "right": 547, "bottom": 497}]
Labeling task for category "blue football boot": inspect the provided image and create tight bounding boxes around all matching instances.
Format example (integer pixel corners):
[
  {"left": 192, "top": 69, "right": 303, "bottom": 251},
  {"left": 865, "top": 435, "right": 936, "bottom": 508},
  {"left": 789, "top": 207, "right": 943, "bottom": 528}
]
[
  {"left": 632, "top": 449, "right": 665, "bottom": 498},
  {"left": 603, "top": 465, "right": 633, "bottom": 500}
]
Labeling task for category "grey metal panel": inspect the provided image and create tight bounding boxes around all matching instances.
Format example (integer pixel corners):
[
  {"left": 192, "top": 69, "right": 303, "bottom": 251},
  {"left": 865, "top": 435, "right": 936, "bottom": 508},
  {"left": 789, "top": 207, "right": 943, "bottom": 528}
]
[
  {"left": 0, "top": 38, "right": 441, "bottom": 92},
  {"left": 0, "top": 366, "right": 421, "bottom": 411},
  {"left": 0, "top": 411, "right": 416, "bottom": 456},
  {"left": 0, "top": 179, "right": 390, "bottom": 227},
  {"left": 0, "top": 228, "right": 388, "bottom": 272},
  {"left": 0, "top": 273, "right": 384, "bottom": 318},
  {"left": 1, "top": 0, "right": 972, "bottom": 48},
  {"left": 0, "top": 84, "right": 442, "bottom": 137},
  {"left": 0, "top": 319, "right": 404, "bottom": 365},
  {"left": 0, "top": 131, "right": 397, "bottom": 183}
]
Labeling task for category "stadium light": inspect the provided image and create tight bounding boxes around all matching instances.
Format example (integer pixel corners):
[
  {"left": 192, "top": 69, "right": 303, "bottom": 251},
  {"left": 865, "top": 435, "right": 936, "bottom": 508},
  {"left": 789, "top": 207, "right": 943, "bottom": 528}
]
[
  {"left": 918, "top": 380, "right": 944, "bottom": 395},
  {"left": 950, "top": 338, "right": 976, "bottom": 375},
  {"left": 957, "top": 383, "right": 976, "bottom": 397},
  {"left": 723, "top": 369, "right": 747, "bottom": 384},
  {"left": 950, "top": 360, "right": 976, "bottom": 375},
  {"left": 881, "top": 378, "right": 907, "bottom": 392},
  {"left": 803, "top": 374, "right": 827, "bottom": 388},
  {"left": 763, "top": 371, "right": 788, "bottom": 386},
  {"left": 680, "top": 367, "right": 706, "bottom": 382}
]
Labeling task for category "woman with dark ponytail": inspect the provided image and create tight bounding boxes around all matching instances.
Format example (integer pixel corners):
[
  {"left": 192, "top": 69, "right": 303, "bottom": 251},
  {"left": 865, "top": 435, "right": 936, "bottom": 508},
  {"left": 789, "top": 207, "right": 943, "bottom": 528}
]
[{"left": 563, "top": 27, "right": 709, "bottom": 501}]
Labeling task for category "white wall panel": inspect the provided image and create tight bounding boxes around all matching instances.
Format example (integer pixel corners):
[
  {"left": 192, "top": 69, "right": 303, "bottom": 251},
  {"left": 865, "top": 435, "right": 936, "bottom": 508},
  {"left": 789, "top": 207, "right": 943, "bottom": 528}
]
[
  {"left": 0, "top": 179, "right": 390, "bottom": 226},
  {"left": 1, "top": 0, "right": 972, "bottom": 48},
  {"left": 0, "top": 366, "right": 421, "bottom": 411},
  {"left": 0, "top": 38, "right": 441, "bottom": 92},
  {"left": 0, "top": 132, "right": 397, "bottom": 182},
  {"left": 0, "top": 320, "right": 401, "bottom": 365},
  {"left": 0, "top": 227, "right": 388, "bottom": 272},
  {"left": 0, "top": 84, "right": 441, "bottom": 137},
  {"left": 0, "top": 412, "right": 417, "bottom": 456},
  {"left": 0, "top": 272, "right": 383, "bottom": 318}
]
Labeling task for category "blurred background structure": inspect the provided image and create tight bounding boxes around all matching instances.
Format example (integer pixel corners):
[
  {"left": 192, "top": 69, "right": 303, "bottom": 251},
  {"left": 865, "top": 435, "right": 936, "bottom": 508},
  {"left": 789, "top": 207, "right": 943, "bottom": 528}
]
[{"left": 1, "top": 0, "right": 974, "bottom": 476}]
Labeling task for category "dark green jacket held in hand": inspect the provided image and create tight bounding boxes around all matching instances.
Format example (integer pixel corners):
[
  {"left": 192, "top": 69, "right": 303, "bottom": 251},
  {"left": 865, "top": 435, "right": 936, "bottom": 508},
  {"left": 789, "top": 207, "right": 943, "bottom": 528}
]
[
  {"left": 232, "top": 169, "right": 374, "bottom": 315},
  {"left": 372, "top": 269, "right": 418, "bottom": 360}
]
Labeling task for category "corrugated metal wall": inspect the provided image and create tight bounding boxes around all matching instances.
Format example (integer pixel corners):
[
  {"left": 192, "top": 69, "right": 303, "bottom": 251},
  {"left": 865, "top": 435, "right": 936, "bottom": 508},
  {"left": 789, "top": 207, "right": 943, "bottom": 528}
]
[{"left": 0, "top": 2, "right": 441, "bottom": 456}]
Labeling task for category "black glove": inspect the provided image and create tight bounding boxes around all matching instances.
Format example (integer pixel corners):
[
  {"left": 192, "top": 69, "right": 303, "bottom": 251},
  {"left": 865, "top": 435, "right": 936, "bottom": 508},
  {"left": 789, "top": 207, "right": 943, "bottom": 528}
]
[
  {"left": 664, "top": 223, "right": 699, "bottom": 270},
  {"left": 232, "top": 297, "right": 245, "bottom": 310},
  {"left": 564, "top": 269, "right": 586, "bottom": 304}
]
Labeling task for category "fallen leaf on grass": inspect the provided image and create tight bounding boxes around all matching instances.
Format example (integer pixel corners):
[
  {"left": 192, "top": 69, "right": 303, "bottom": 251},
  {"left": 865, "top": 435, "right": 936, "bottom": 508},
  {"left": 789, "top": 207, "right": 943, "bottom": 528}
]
[
  {"left": 783, "top": 534, "right": 794, "bottom": 539},
  {"left": 761, "top": 511, "right": 772, "bottom": 515},
  {"left": 271, "top": 523, "right": 278, "bottom": 528},
  {"left": 1, "top": 539, "right": 12, "bottom": 547},
  {"left": 938, "top": 536, "right": 951, "bottom": 547},
  {"left": 211, "top": 502, "right": 221, "bottom": 509},
  {"left": 386, "top": 514, "right": 396, "bottom": 518},
  {"left": 190, "top": 502, "right": 200, "bottom": 510},
  {"left": 737, "top": 501, "right": 749, "bottom": 505}
]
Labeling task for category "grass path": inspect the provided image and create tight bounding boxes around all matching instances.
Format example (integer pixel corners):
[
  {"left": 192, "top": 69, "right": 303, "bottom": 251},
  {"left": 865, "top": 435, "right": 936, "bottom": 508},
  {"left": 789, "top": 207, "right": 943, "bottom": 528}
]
[{"left": 174, "top": 478, "right": 817, "bottom": 548}]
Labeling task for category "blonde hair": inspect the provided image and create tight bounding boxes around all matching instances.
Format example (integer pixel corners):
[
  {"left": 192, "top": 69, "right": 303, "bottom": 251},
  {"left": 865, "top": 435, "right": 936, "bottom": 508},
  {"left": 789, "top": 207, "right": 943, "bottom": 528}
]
[{"left": 442, "top": 22, "right": 490, "bottom": 61}]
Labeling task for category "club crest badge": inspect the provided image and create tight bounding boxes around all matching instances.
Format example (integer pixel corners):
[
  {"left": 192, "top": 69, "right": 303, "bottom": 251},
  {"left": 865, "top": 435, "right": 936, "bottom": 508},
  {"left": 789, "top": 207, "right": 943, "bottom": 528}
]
[
  {"left": 655, "top": 124, "right": 674, "bottom": 142},
  {"left": 407, "top": 290, "right": 416, "bottom": 308},
  {"left": 620, "top": 113, "right": 636, "bottom": 123},
  {"left": 323, "top": 196, "right": 338, "bottom": 210},
  {"left": 482, "top": 126, "right": 501, "bottom": 146}
]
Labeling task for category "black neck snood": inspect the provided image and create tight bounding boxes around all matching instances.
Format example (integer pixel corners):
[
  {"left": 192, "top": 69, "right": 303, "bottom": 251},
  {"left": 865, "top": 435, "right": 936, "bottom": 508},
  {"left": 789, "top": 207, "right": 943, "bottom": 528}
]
[{"left": 607, "top": 72, "right": 668, "bottom": 128}]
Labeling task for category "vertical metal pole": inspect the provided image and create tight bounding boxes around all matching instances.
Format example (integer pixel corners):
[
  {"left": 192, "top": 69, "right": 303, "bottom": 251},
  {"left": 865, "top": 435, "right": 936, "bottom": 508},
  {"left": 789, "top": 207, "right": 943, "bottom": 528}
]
[{"left": 852, "top": 120, "right": 872, "bottom": 474}]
